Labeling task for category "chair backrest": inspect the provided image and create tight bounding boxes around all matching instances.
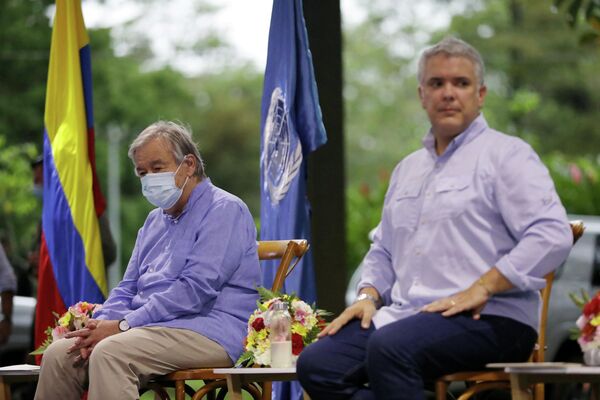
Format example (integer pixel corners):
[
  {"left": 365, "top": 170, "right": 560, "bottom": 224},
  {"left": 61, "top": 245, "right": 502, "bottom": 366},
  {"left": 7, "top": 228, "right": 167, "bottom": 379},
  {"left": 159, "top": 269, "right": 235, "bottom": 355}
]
[
  {"left": 257, "top": 240, "right": 310, "bottom": 292},
  {"left": 526, "top": 220, "right": 584, "bottom": 400},
  {"left": 534, "top": 220, "right": 584, "bottom": 364}
]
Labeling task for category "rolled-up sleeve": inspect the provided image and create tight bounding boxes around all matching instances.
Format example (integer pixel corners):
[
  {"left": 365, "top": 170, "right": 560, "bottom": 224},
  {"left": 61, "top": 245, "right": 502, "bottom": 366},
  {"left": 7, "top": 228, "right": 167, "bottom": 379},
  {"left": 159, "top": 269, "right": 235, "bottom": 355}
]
[
  {"left": 357, "top": 166, "right": 402, "bottom": 305},
  {"left": 494, "top": 141, "right": 572, "bottom": 290}
]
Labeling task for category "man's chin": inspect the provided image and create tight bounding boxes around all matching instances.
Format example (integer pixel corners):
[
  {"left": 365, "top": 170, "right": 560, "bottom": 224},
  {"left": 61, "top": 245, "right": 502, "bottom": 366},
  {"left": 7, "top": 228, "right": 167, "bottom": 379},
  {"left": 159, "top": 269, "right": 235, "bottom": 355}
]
[{"left": 433, "top": 120, "right": 465, "bottom": 137}]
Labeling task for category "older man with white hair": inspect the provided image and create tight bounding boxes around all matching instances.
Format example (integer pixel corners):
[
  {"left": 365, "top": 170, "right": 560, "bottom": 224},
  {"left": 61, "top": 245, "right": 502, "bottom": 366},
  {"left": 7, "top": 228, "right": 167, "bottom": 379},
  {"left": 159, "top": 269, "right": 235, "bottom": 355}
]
[{"left": 35, "top": 121, "right": 261, "bottom": 399}]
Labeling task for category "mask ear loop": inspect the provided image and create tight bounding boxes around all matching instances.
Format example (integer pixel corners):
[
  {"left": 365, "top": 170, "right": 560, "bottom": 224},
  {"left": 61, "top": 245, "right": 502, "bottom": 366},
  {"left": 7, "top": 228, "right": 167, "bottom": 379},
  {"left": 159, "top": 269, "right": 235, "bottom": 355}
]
[{"left": 177, "top": 155, "right": 194, "bottom": 190}]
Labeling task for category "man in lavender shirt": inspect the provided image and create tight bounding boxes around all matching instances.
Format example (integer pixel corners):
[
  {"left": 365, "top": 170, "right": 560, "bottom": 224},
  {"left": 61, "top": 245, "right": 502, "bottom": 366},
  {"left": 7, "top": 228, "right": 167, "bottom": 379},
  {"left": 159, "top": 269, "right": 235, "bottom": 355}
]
[
  {"left": 34, "top": 121, "right": 261, "bottom": 399},
  {"left": 297, "top": 37, "right": 573, "bottom": 399}
]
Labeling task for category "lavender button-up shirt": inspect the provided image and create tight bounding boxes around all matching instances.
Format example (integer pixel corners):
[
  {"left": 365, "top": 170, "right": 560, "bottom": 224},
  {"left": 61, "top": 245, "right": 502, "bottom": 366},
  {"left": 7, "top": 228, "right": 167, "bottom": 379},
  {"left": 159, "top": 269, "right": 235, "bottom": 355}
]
[
  {"left": 94, "top": 178, "right": 261, "bottom": 362},
  {"left": 358, "top": 115, "right": 572, "bottom": 331}
]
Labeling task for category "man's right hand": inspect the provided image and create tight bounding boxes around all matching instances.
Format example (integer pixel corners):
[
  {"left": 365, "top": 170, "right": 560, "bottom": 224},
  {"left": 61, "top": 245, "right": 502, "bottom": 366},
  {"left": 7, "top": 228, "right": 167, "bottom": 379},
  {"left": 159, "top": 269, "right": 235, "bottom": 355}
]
[{"left": 318, "top": 299, "right": 377, "bottom": 337}]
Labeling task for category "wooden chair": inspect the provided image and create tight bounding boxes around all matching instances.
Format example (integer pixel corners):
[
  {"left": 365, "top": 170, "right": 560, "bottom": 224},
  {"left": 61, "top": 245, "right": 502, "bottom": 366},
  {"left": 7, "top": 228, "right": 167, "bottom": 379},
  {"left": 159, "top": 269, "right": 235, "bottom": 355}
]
[
  {"left": 434, "top": 220, "right": 585, "bottom": 400},
  {"left": 146, "top": 239, "right": 310, "bottom": 400}
]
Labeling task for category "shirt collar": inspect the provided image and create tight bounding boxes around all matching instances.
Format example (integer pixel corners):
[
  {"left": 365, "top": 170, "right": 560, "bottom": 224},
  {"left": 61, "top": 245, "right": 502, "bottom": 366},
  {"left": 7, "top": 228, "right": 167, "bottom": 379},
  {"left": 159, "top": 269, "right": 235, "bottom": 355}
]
[
  {"left": 163, "top": 177, "right": 211, "bottom": 222},
  {"left": 422, "top": 113, "right": 488, "bottom": 160}
]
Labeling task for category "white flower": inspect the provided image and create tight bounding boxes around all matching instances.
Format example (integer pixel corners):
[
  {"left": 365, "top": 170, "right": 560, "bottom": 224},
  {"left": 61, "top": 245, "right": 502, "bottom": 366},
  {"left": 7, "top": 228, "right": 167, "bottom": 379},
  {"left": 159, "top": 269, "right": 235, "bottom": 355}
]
[{"left": 255, "top": 348, "right": 271, "bottom": 366}]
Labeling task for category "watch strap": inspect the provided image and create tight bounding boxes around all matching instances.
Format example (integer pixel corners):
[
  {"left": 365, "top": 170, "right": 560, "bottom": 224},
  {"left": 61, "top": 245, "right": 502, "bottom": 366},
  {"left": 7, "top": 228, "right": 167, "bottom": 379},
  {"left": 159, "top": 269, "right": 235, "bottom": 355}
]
[{"left": 355, "top": 293, "right": 380, "bottom": 308}]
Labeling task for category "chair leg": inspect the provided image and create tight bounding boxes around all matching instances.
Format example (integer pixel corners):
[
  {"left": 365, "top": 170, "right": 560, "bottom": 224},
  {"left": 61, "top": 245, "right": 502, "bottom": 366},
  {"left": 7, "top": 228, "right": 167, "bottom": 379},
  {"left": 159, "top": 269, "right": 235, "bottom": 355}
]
[
  {"left": 261, "top": 381, "right": 272, "bottom": 400},
  {"left": 175, "top": 380, "right": 186, "bottom": 400},
  {"left": 435, "top": 380, "right": 448, "bottom": 400},
  {"left": 533, "top": 382, "right": 544, "bottom": 400},
  {"left": 456, "top": 381, "right": 511, "bottom": 400}
]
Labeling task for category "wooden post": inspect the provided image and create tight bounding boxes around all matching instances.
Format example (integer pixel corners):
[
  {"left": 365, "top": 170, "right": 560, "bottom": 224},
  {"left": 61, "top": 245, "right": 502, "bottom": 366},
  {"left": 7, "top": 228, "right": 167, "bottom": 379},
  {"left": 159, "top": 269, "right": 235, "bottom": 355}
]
[{"left": 303, "top": 0, "right": 347, "bottom": 314}]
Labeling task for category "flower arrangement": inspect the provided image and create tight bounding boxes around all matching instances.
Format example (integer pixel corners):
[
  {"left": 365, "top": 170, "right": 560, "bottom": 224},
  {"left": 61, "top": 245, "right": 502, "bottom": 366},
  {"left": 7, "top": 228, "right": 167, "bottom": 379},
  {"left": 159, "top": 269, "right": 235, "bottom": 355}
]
[
  {"left": 236, "top": 287, "right": 329, "bottom": 367},
  {"left": 571, "top": 290, "right": 600, "bottom": 351},
  {"left": 31, "top": 301, "right": 102, "bottom": 355}
]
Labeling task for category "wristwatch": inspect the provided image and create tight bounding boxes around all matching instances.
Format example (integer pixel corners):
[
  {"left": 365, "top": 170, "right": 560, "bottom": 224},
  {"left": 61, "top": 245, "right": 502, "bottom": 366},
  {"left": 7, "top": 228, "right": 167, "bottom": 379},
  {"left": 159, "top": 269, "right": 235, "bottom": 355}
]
[
  {"left": 355, "top": 293, "right": 380, "bottom": 308},
  {"left": 118, "top": 318, "right": 130, "bottom": 332}
]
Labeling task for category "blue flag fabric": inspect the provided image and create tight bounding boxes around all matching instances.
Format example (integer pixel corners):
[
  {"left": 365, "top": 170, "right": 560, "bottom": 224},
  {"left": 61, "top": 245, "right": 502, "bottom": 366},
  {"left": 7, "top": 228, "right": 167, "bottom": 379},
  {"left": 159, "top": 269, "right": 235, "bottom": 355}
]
[{"left": 260, "top": 0, "right": 327, "bottom": 399}]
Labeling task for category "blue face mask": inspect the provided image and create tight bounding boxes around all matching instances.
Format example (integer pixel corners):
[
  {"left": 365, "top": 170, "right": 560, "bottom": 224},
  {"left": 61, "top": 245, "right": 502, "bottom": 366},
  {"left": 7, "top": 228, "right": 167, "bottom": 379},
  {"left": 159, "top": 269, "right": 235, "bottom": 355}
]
[{"left": 140, "top": 161, "right": 189, "bottom": 210}]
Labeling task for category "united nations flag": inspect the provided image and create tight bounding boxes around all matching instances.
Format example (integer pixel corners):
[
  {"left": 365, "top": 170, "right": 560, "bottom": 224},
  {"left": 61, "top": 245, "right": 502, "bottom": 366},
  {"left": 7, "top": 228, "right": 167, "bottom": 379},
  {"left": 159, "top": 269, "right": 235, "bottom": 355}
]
[{"left": 259, "top": 1, "right": 327, "bottom": 398}]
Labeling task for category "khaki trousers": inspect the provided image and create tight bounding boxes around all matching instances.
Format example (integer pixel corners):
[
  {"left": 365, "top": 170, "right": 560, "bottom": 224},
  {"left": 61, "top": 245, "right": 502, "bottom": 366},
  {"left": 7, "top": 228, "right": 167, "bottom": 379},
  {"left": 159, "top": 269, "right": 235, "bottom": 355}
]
[{"left": 34, "top": 326, "right": 232, "bottom": 400}]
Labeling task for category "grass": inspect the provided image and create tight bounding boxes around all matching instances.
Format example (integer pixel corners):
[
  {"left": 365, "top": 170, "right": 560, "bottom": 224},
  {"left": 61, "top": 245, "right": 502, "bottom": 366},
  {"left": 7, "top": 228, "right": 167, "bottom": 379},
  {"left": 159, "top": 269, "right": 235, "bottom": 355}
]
[{"left": 140, "top": 380, "right": 254, "bottom": 399}]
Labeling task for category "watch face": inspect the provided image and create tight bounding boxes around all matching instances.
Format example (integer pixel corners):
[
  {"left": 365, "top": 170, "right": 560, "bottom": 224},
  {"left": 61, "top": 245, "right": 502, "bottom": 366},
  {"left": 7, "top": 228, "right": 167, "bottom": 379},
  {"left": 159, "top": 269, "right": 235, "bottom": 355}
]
[{"left": 119, "top": 319, "right": 130, "bottom": 332}]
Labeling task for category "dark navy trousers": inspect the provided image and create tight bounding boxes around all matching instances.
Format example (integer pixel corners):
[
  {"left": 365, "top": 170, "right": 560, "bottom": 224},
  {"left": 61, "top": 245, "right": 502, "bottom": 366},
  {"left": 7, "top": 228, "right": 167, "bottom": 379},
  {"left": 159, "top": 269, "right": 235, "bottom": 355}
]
[{"left": 296, "top": 312, "right": 536, "bottom": 400}]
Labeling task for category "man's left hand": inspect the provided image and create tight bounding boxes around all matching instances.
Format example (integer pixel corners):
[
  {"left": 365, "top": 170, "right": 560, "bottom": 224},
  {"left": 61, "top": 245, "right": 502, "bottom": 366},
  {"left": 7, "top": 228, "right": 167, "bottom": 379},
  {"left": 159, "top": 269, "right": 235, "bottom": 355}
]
[
  {"left": 421, "top": 283, "right": 490, "bottom": 320},
  {"left": 65, "top": 319, "right": 120, "bottom": 360}
]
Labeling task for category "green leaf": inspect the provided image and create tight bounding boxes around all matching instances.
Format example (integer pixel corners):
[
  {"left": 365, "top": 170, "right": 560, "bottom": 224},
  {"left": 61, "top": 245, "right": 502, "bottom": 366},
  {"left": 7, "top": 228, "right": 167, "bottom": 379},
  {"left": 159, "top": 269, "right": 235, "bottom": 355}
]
[
  {"left": 29, "top": 336, "right": 52, "bottom": 355},
  {"left": 234, "top": 350, "right": 255, "bottom": 367},
  {"left": 257, "top": 286, "right": 277, "bottom": 302},
  {"left": 569, "top": 289, "right": 590, "bottom": 309}
]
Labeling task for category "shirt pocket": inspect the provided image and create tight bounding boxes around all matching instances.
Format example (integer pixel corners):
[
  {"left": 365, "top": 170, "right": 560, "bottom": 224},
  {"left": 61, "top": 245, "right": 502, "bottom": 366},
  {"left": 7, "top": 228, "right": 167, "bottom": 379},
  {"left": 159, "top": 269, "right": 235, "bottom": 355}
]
[
  {"left": 161, "top": 238, "right": 195, "bottom": 278},
  {"left": 390, "top": 180, "right": 424, "bottom": 229},
  {"left": 431, "top": 175, "right": 472, "bottom": 221}
]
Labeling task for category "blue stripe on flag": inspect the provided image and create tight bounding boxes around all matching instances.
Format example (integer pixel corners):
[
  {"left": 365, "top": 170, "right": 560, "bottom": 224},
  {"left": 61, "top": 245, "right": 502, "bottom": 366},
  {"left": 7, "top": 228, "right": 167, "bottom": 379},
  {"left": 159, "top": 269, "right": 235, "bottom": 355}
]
[{"left": 42, "top": 131, "right": 105, "bottom": 307}]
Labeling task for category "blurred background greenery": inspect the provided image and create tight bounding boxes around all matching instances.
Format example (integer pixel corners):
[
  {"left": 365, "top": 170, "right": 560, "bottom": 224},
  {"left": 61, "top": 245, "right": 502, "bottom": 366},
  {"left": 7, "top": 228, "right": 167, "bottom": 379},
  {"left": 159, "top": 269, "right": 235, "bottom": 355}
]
[{"left": 1, "top": 0, "right": 599, "bottom": 292}]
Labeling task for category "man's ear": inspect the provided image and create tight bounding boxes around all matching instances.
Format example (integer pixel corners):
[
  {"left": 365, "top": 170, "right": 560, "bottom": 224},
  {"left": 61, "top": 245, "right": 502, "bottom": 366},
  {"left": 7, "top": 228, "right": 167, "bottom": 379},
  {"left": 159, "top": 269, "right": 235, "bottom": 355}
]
[
  {"left": 417, "top": 85, "right": 426, "bottom": 108},
  {"left": 185, "top": 155, "right": 196, "bottom": 176},
  {"left": 477, "top": 84, "right": 487, "bottom": 109}
]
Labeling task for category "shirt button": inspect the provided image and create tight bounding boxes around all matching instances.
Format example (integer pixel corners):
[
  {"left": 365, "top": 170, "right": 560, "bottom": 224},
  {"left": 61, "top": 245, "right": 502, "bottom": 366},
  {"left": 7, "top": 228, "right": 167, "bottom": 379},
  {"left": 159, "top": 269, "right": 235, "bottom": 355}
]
[{"left": 139, "top": 291, "right": 144, "bottom": 296}]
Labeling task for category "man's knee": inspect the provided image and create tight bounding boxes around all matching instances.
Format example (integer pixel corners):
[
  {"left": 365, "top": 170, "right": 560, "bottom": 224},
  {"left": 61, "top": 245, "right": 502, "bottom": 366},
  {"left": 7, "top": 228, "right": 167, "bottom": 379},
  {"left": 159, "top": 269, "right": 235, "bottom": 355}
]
[
  {"left": 367, "top": 328, "right": 413, "bottom": 367},
  {"left": 89, "top": 335, "right": 122, "bottom": 369},
  {"left": 41, "top": 338, "right": 74, "bottom": 367},
  {"left": 297, "top": 339, "right": 321, "bottom": 379}
]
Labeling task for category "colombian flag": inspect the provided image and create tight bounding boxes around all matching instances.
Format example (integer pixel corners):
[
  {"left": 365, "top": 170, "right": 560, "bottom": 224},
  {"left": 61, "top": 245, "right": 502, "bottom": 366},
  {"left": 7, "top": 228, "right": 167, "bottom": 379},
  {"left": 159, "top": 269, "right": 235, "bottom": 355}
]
[{"left": 34, "top": 0, "right": 108, "bottom": 357}]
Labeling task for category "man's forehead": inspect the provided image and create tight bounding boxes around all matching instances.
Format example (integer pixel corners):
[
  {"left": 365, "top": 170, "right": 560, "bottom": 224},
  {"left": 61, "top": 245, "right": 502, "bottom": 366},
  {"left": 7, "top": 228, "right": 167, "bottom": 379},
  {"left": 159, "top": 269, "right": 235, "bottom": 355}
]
[
  {"left": 134, "top": 138, "right": 175, "bottom": 165},
  {"left": 425, "top": 54, "right": 476, "bottom": 74}
]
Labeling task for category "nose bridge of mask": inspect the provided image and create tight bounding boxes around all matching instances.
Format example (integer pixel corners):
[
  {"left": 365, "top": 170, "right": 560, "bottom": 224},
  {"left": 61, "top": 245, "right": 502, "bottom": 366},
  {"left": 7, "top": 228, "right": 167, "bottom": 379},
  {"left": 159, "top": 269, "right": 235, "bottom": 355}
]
[
  {"left": 141, "top": 171, "right": 176, "bottom": 190},
  {"left": 141, "top": 158, "right": 187, "bottom": 189}
]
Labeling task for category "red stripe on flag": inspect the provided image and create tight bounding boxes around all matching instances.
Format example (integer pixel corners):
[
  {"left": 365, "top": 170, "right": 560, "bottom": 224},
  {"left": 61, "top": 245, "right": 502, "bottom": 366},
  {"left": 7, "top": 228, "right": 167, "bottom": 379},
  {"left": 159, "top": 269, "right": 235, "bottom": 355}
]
[{"left": 34, "top": 233, "right": 67, "bottom": 364}]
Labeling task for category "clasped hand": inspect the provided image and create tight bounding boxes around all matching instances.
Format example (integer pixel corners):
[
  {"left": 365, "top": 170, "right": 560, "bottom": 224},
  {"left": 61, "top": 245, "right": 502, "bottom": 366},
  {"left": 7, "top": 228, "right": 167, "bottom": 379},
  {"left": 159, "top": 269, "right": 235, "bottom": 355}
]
[{"left": 65, "top": 319, "right": 120, "bottom": 362}]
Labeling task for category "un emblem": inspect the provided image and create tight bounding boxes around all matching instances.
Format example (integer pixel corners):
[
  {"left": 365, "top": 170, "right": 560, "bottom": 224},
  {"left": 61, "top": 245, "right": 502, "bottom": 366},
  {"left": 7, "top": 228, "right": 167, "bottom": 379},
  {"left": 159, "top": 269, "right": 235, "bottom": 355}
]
[{"left": 262, "top": 87, "right": 303, "bottom": 205}]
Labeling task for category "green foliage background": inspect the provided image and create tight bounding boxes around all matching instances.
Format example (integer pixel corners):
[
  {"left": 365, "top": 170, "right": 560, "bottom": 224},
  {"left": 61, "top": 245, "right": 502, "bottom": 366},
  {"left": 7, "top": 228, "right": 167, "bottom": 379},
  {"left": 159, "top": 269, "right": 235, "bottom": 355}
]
[{"left": 1, "top": 0, "right": 600, "bottom": 291}]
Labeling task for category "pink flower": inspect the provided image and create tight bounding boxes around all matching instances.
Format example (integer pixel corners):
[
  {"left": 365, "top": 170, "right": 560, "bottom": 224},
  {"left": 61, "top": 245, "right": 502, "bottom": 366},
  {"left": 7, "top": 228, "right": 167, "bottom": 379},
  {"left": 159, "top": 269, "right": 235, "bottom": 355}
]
[{"left": 51, "top": 325, "right": 69, "bottom": 341}]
